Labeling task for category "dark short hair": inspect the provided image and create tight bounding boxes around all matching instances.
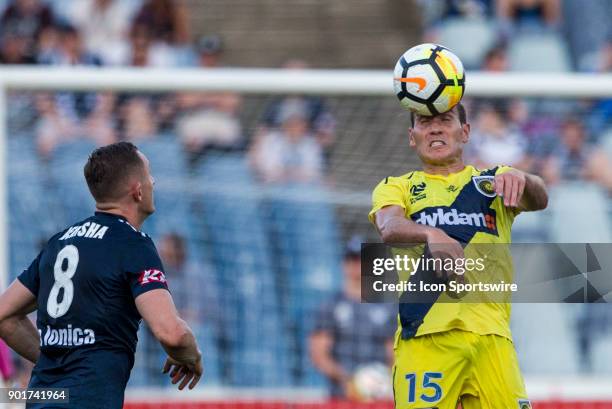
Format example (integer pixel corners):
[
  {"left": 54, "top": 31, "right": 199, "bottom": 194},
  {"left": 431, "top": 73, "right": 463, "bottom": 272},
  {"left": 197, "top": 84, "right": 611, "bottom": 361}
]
[
  {"left": 410, "top": 102, "right": 467, "bottom": 127},
  {"left": 84, "top": 142, "right": 144, "bottom": 202}
]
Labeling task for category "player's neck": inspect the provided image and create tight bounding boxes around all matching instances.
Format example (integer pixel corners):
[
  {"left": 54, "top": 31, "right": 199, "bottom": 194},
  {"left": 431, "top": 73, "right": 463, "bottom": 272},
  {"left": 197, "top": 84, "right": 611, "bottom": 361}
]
[
  {"left": 95, "top": 204, "right": 144, "bottom": 230},
  {"left": 422, "top": 160, "right": 465, "bottom": 176}
]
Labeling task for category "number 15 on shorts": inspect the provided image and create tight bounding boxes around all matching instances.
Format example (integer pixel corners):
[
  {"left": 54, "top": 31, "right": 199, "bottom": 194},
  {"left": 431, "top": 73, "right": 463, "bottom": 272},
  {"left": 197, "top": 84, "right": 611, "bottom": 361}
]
[{"left": 405, "top": 372, "right": 443, "bottom": 404}]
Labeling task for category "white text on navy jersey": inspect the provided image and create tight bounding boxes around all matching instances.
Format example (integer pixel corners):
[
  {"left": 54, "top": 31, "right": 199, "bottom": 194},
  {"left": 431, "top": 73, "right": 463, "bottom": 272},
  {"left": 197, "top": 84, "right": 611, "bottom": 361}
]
[
  {"left": 39, "top": 325, "right": 96, "bottom": 347},
  {"left": 59, "top": 222, "right": 109, "bottom": 241},
  {"left": 415, "top": 208, "right": 486, "bottom": 227}
]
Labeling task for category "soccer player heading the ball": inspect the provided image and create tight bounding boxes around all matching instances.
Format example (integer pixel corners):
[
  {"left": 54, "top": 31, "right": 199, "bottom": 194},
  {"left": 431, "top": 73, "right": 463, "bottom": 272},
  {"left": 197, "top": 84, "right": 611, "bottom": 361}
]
[
  {"left": 369, "top": 103, "right": 548, "bottom": 409},
  {"left": 0, "top": 142, "right": 203, "bottom": 409}
]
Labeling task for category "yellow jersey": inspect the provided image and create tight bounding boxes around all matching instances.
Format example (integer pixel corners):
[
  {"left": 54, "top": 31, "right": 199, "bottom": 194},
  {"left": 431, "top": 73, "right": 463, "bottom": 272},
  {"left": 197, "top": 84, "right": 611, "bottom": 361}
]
[{"left": 368, "top": 165, "right": 520, "bottom": 341}]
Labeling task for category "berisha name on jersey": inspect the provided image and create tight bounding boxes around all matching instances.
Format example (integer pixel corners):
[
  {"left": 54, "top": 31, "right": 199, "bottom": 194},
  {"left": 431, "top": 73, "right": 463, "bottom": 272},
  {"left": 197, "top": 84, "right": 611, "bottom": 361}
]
[{"left": 58, "top": 221, "right": 109, "bottom": 240}]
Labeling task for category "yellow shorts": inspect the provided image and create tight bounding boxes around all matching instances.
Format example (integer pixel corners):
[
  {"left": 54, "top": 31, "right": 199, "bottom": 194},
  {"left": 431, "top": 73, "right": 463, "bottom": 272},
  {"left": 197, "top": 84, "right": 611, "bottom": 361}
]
[{"left": 393, "top": 329, "right": 531, "bottom": 409}]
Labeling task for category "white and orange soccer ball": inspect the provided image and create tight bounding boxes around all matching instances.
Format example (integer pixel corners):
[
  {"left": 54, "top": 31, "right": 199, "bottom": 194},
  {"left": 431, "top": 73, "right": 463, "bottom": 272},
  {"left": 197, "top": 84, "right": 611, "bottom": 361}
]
[
  {"left": 393, "top": 43, "right": 465, "bottom": 116},
  {"left": 350, "top": 363, "right": 393, "bottom": 401}
]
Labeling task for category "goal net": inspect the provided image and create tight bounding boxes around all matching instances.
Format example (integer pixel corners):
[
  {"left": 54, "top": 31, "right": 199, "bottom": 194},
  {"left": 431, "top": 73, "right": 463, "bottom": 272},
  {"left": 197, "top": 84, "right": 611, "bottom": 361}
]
[{"left": 1, "top": 67, "right": 612, "bottom": 408}]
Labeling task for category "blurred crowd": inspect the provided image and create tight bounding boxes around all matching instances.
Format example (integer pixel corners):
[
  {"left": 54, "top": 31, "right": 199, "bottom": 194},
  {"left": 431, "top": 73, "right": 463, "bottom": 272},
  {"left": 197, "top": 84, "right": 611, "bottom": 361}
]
[{"left": 1, "top": 0, "right": 337, "bottom": 188}]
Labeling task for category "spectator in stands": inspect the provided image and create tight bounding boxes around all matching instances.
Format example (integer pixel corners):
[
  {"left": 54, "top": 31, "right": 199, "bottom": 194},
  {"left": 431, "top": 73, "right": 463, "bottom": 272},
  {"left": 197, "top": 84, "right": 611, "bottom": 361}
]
[
  {"left": 0, "top": 26, "right": 36, "bottom": 64},
  {"left": 35, "top": 24, "right": 59, "bottom": 63},
  {"left": 39, "top": 23, "right": 102, "bottom": 67},
  {"left": 132, "top": 0, "right": 190, "bottom": 46},
  {"left": 418, "top": 0, "right": 494, "bottom": 27},
  {"left": 66, "top": 0, "right": 137, "bottom": 66},
  {"left": 309, "top": 236, "right": 395, "bottom": 399},
  {"left": 481, "top": 44, "right": 509, "bottom": 72},
  {"left": 0, "top": 0, "right": 53, "bottom": 59},
  {"left": 597, "top": 39, "right": 612, "bottom": 73},
  {"left": 176, "top": 92, "right": 243, "bottom": 164},
  {"left": 123, "top": 21, "right": 178, "bottom": 67},
  {"left": 542, "top": 118, "right": 612, "bottom": 191},
  {"left": 159, "top": 233, "right": 201, "bottom": 321},
  {"left": 34, "top": 92, "right": 79, "bottom": 158},
  {"left": 124, "top": 23, "right": 150, "bottom": 67},
  {"left": 250, "top": 98, "right": 324, "bottom": 184},
  {"left": 129, "top": 0, "right": 191, "bottom": 66},
  {"left": 175, "top": 34, "right": 243, "bottom": 164},
  {"left": 259, "top": 60, "right": 336, "bottom": 170},
  {"left": 496, "top": 0, "right": 560, "bottom": 34},
  {"left": 83, "top": 92, "right": 118, "bottom": 147},
  {"left": 467, "top": 100, "right": 529, "bottom": 170},
  {"left": 117, "top": 96, "right": 158, "bottom": 141},
  {"left": 196, "top": 34, "right": 224, "bottom": 68},
  {"left": 562, "top": 0, "right": 611, "bottom": 71}
]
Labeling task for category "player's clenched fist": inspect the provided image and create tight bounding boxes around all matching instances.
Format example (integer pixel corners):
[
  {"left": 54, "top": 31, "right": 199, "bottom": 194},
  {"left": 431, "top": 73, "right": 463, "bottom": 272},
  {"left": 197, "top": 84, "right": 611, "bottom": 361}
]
[{"left": 494, "top": 169, "right": 526, "bottom": 208}]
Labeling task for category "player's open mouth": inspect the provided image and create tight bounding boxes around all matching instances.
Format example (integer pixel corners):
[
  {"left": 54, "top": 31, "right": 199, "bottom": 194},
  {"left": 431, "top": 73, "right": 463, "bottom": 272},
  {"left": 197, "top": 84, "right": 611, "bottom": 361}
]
[{"left": 430, "top": 140, "right": 446, "bottom": 148}]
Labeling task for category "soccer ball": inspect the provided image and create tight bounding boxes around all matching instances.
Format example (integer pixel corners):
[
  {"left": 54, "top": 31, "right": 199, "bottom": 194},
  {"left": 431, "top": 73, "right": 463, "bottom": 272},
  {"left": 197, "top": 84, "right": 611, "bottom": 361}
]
[
  {"left": 393, "top": 43, "right": 465, "bottom": 116},
  {"left": 351, "top": 363, "right": 393, "bottom": 401}
]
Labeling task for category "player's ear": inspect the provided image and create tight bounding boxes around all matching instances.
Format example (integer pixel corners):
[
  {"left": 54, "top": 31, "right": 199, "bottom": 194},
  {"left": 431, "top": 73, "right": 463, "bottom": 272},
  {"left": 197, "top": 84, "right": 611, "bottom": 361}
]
[
  {"left": 132, "top": 181, "right": 143, "bottom": 203},
  {"left": 408, "top": 128, "right": 416, "bottom": 148},
  {"left": 461, "top": 123, "right": 470, "bottom": 144}
]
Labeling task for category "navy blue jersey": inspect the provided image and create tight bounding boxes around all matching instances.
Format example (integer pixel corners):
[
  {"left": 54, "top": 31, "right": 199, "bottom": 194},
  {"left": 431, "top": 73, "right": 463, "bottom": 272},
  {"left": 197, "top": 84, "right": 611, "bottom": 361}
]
[{"left": 18, "top": 212, "right": 169, "bottom": 409}]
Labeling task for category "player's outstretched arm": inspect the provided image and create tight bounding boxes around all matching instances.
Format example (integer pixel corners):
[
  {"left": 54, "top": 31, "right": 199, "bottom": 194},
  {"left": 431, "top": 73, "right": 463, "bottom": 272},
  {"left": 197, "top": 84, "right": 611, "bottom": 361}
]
[
  {"left": 494, "top": 169, "right": 548, "bottom": 211},
  {"left": 0, "top": 280, "right": 40, "bottom": 364},
  {"left": 135, "top": 289, "right": 203, "bottom": 390}
]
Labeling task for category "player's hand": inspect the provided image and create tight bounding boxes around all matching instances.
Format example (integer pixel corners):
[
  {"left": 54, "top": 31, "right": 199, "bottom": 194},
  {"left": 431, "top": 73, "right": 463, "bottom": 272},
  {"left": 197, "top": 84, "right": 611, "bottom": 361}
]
[
  {"left": 425, "top": 228, "right": 465, "bottom": 280},
  {"left": 494, "top": 169, "right": 526, "bottom": 208},
  {"left": 162, "top": 356, "right": 203, "bottom": 390}
]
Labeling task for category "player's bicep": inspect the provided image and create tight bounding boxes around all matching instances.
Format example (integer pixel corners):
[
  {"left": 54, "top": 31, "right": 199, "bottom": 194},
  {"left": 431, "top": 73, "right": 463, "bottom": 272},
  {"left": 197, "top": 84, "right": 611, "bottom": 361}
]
[
  {"left": 135, "top": 289, "right": 183, "bottom": 343},
  {"left": 374, "top": 205, "right": 407, "bottom": 233},
  {"left": 135, "top": 289, "right": 179, "bottom": 323},
  {"left": 0, "top": 279, "right": 37, "bottom": 322}
]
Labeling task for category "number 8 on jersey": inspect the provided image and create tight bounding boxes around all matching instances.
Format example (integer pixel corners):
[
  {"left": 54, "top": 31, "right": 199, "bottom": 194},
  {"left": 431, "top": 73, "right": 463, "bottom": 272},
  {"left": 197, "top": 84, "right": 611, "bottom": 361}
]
[{"left": 47, "top": 245, "right": 79, "bottom": 318}]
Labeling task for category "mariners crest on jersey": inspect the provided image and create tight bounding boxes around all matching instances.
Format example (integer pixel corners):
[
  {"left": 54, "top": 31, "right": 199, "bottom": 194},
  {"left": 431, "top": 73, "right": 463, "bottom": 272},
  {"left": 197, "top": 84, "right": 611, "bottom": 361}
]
[
  {"left": 472, "top": 175, "right": 496, "bottom": 198},
  {"left": 518, "top": 399, "right": 532, "bottom": 409}
]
